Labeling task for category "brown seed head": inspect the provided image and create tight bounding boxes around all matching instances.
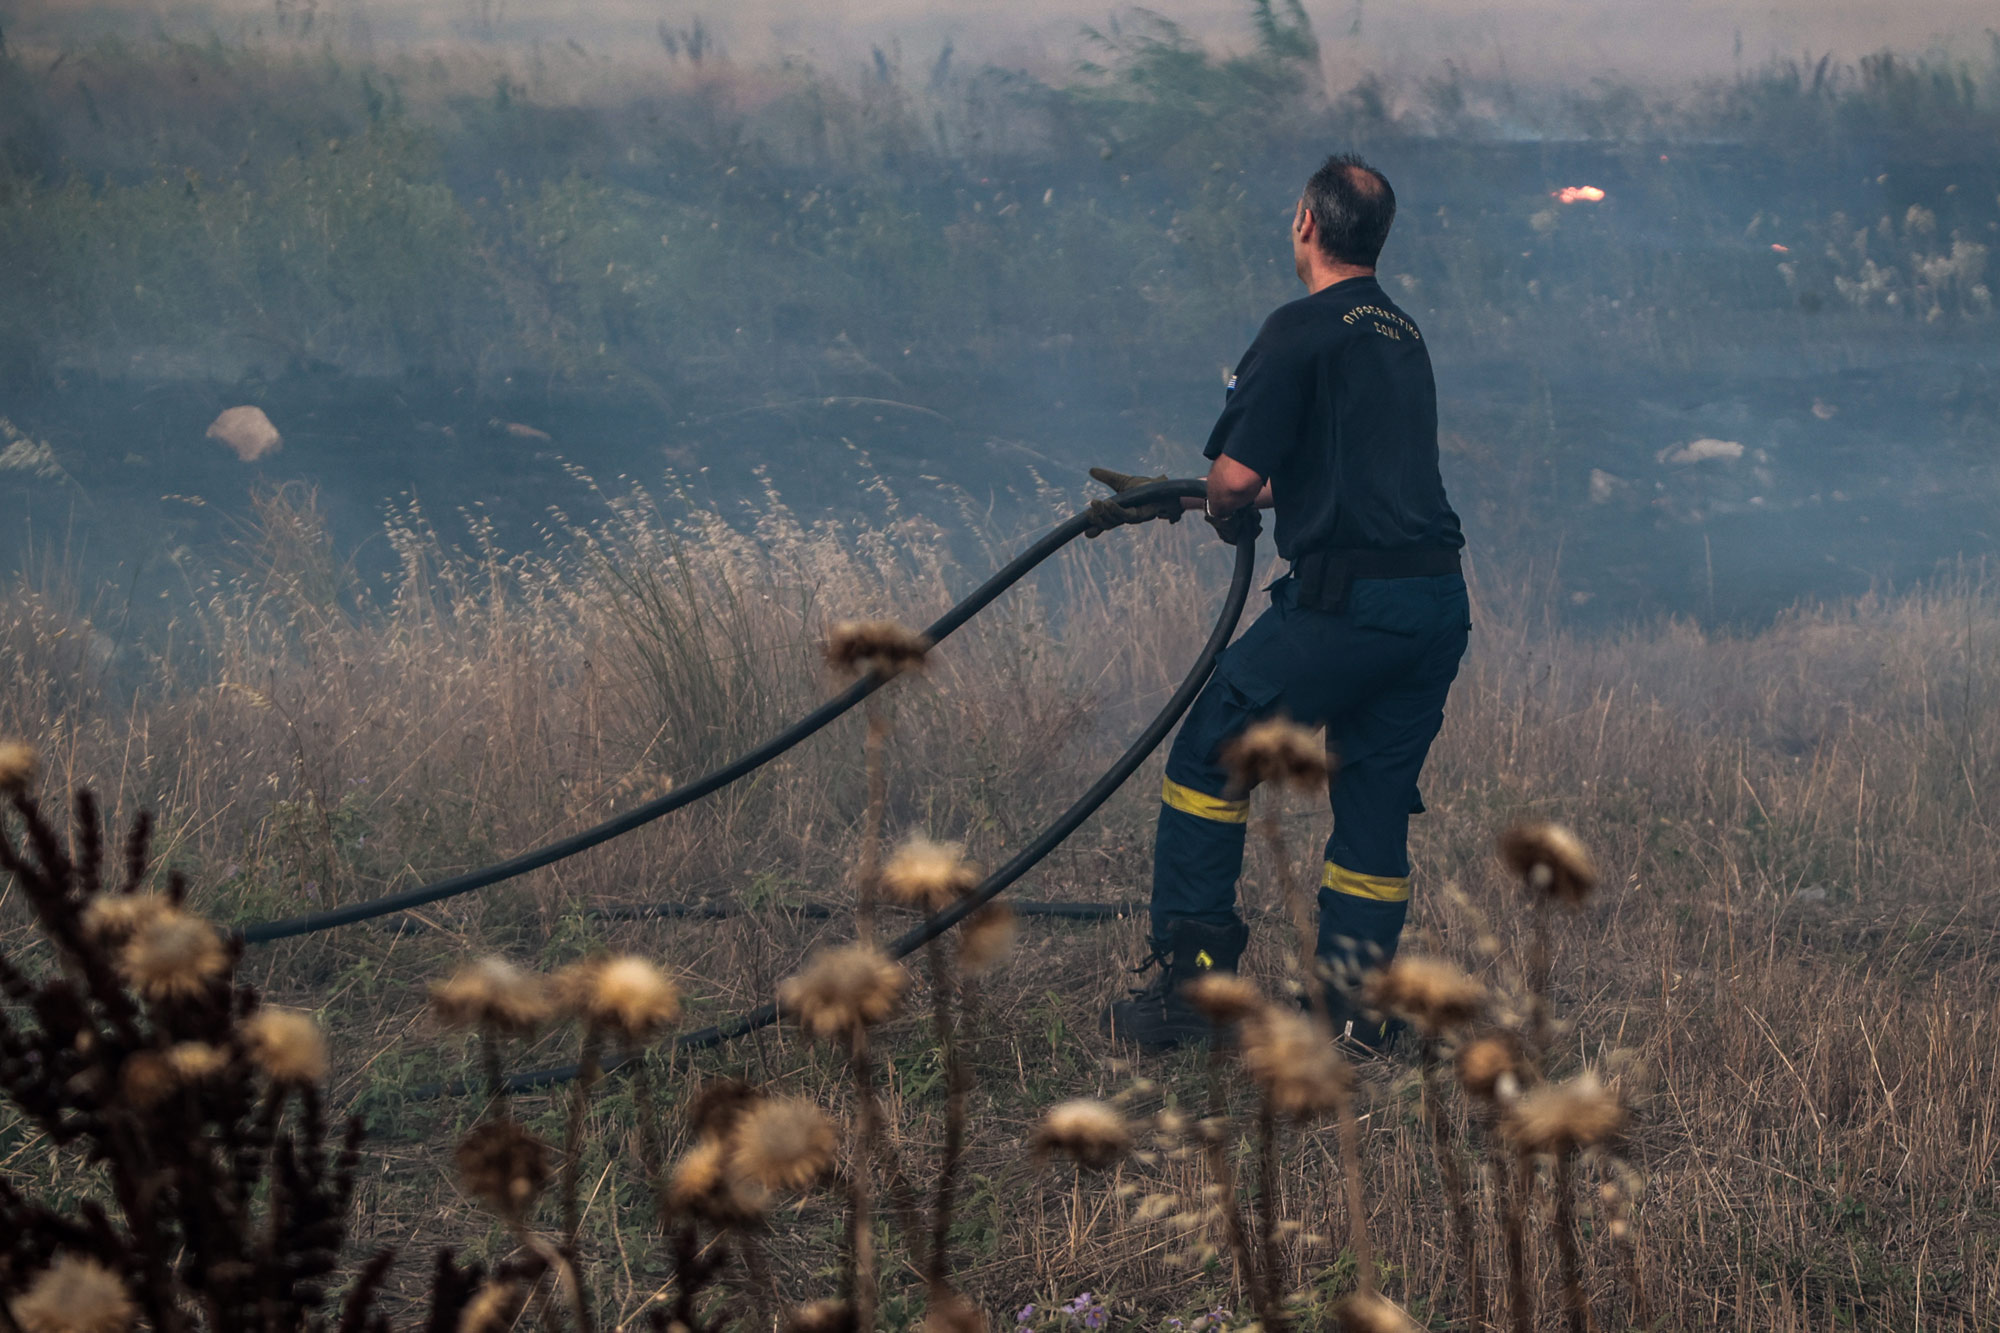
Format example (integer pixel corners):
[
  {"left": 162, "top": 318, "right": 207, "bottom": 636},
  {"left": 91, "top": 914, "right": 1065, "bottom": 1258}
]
[
  {"left": 0, "top": 741, "right": 37, "bottom": 795},
  {"left": 1220, "top": 717, "right": 1329, "bottom": 795},
  {"left": 457, "top": 1282, "right": 525, "bottom": 1333},
  {"left": 80, "top": 894, "right": 170, "bottom": 944},
  {"left": 1501, "top": 1070, "right": 1627, "bottom": 1154},
  {"left": 164, "top": 1041, "right": 227, "bottom": 1083},
  {"left": 728, "top": 1097, "right": 838, "bottom": 1191},
  {"left": 454, "top": 1118, "right": 553, "bottom": 1218},
  {"left": 119, "top": 1052, "right": 178, "bottom": 1109},
  {"left": 1456, "top": 1034, "right": 1526, "bottom": 1102},
  {"left": 880, "top": 835, "right": 979, "bottom": 912},
  {"left": 1331, "top": 1290, "right": 1421, "bottom": 1333},
  {"left": 957, "top": 902, "right": 1017, "bottom": 974},
  {"left": 555, "top": 955, "right": 682, "bottom": 1042},
  {"left": 1242, "top": 1007, "right": 1353, "bottom": 1120},
  {"left": 668, "top": 1136, "right": 770, "bottom": 1226},
  {"left": 783, "top": 1301, "right": 856, "bottom": 1333},
  {"left": 922, "top": 1287, "right": 987, "bottom": 1333},
  {"left": 244, "top": 1008, "right": 328, "bottom": 1085},
  {"left": 688, "top": 1077, "right": 765, "bottom": 1139},
  {"left": 777, "top": 944, "right": 908, "bottom": 1041},
  {"left": 119, "top": 910, "right": 228, "bottom": 1000},
  {"left": 430, "top": 957, "right": 552, "bottom": 1037},
  {"left": 1361, "top": 955, "right": 1486, "bottom": 1035},
  {"left": 1498, "top": 821, "right": 1598, "bottom": 904},
  {"left": 1182, "top": 972, "right": 1264, "bottom": 1026},
  {"left": 823, "top": 620, "right": 932, "bottom": 678},
  {"left": 10, "top": 1255, "right": 135, "bottom": 1333},
  {"left": 1033, "top": 1099, "right": 1130, "bottom": 1170}
]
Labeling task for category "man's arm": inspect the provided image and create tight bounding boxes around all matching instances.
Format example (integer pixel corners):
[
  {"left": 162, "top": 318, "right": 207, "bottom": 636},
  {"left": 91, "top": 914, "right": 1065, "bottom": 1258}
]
[{"left": 1180, "top": 453, "right": 1272, "bottom": 514}]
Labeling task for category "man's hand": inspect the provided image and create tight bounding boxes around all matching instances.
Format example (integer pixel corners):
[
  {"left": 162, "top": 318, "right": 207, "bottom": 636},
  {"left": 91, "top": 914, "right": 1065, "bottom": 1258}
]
[
  {"left": 1084, "top": 467, "right": 1184, "bottom": 538},
  {"left": 1203, "top": 500, "right": 1262, "bottom": 547}
]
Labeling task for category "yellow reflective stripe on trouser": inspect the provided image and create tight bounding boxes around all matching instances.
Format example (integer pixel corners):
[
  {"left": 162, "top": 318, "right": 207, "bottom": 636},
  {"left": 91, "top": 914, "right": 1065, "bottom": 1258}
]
[
  {"left": 1161, "top": 777, "right": 1250, "bottom": 824},
  {"left": 1322, "top": 861, "right": 1412, "bottom": 902}
]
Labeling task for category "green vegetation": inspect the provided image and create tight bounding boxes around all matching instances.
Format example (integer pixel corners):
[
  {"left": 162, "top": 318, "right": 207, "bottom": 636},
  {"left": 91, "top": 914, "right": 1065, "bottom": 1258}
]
[{"left": 1, "top": 15, "right": 1995, "bottom": 395}]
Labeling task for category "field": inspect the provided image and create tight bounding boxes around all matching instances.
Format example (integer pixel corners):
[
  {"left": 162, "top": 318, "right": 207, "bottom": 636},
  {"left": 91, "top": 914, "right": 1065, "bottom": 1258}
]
[
  {"left": 3, "top": 5, "right": 2000, "bottom": 1330},
  {"left": 5, "top": 480, "right": 1999, "bottom": 1329}
]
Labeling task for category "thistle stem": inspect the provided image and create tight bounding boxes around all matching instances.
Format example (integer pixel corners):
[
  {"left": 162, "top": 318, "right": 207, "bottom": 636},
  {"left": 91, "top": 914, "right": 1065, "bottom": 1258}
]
[
  {"left": 1258, "top": 814, "right": 1333, "bottom": 1032},
  {"left": 1552, "top": 1153, "right": 1592, "bottom": 1333},
  {"left": 845, "top": 1026, "right": 882, "bottom": 1332},
  {"left": 926, "top": 937, "right": 968, "bottom": 1289},
  {"left": 1528, "top": 897, "right": 1553, "bottom": 1071},
  {"left": 1331, "top": 1079, "right": 1374, "bottom": 1297},
  {"left": 478, "top": 1032, "right": 506, "bottom": 1122},
  {"left": 562, "top": 1027, "right": 604, "bottom": 1245},
  {"left": 1422, "top": 1042, "right": 1481, "bottom": 1327},
  {"left": 856, "top": 709, "right": 890, "bottom": 943},
  {"left": 1199, "top": 1115, "right": 1283, "bottom": 1331},
  {"left": 1254, "top": 1101, "right": 1284, "bottom": 1310},
  {"left": 1503, "top": 1152, "right": 1535, "bottom": 1333}
]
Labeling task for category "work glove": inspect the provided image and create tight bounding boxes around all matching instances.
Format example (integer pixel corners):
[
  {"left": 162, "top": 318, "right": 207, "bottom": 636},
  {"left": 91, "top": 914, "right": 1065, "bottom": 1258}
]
[
  {"left": 1203, "top": 500, "right": 1262, "bottom": 547},
  {"left": 1083, "top": 467, "right": 1184, "bottom": 538}
]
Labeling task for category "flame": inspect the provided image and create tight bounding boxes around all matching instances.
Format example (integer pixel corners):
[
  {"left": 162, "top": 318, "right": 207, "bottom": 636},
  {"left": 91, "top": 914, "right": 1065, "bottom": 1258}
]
[
  {"left": 1553, "top": 186, "right": 1606, "bottom": 205},
  {"left": 1770, "top": 243, "right": 1790, "bottom": 253}
]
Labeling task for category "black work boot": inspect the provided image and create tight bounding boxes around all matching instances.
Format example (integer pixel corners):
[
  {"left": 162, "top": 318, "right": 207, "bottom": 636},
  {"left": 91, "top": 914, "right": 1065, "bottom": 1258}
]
[{"left": 1102, "top": 917, "right": 1250, "bottom": 1050}]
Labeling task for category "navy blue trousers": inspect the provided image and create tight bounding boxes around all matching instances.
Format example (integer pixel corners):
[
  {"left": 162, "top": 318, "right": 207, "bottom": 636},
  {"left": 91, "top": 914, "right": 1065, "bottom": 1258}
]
[{"left": 1152, "top": 571, "right": 1470, "bottom": 981}]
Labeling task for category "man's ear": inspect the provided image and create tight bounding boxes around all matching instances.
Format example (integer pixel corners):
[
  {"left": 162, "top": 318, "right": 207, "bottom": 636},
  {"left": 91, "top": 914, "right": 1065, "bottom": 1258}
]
[{"left": 1293, "top": 201, "right": 1314, "bottom": 242}]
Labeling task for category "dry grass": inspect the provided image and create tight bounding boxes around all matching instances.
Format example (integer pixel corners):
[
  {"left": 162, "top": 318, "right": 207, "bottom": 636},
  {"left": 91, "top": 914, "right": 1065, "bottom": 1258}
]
[{"left": 2, "top": 483, "right": 1997, "bottom": 1330}]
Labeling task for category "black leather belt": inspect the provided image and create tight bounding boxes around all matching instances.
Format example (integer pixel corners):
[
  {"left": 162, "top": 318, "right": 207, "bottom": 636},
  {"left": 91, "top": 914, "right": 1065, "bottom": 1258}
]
[{"left": 1290, "top": 546, "right": 1462, "bottom": 612}]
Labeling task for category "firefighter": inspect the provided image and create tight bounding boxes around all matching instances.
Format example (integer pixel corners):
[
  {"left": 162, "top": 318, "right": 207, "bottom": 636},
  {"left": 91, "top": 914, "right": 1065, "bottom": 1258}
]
[{"left": 1086, "top": 154, "right": 1470, "bottom": 1051}]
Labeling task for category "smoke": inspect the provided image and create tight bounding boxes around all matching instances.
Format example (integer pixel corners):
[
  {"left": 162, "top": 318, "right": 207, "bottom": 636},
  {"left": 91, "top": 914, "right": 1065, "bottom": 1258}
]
[{"left": 8, "top": 0, "right": 1996, "bottom": 87}]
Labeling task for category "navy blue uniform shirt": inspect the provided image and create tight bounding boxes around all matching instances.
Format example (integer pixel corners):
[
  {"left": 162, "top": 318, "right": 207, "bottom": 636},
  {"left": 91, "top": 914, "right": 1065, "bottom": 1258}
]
[{"left": 1202, "top": 275, "right": 1464, "bottom": 562}]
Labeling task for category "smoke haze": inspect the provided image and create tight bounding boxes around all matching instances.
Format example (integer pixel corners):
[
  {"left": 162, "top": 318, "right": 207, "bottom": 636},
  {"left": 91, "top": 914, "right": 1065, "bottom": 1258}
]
[{"left": 2, "top": 0, "right": 1997, "bottom": 631}]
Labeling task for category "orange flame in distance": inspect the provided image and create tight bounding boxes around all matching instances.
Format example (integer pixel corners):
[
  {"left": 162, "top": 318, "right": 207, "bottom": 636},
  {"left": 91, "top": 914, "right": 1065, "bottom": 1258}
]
[{"left": 1553, "top": 186, "right": 1606, "bottom": 204}]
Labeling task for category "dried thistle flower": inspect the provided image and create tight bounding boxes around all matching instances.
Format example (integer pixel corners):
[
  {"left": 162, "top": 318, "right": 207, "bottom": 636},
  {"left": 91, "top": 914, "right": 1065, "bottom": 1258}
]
[
  {"left": 1498, "top": 821, "right": 1598, "bottom": 904},
  {"left": 455, "top": 1118, "right": 553, "bottom": 1217},
  {"left": 0, "top": 740, "right": 36, "bottom": 795},
  {"left": 1033, "top": 1099, "right": 1130, "bottom": 1170},
  {"left": 1501, "top": 1071, "right": 1626, "bottom": 1154},
  {"left": 922, "top": 1287, "right": 987, "bottom": 1333},
  {"left": 118, "top": 910, "right": 228, "bottom": 1000},
  {"left": 554, "top": 954, "right": 681, "bottom": 1042},
  {"left": 880, "top": 835, "right": 979, "bottom": 912},
  {"left": 783, "top": 1300, "right": 856, "bottom": 1333},
  {"left": 1361, "top": 955, "right": 1487, "bottom": 1035},
  {"left": 957, "top": 902, "right": 1017, "bottom": 974},
  {"left": 1456, "top": 1034, "right": 1525, "bottom": 1103},
  {"left": 457, "top": 1281, "right": 525, "bottom": 1333},
  {"left": 777, "top": 944, "right": 908, "bottom": 1040},
  {"left": 1241, "top": 1008, "right": 1352, "bottom": 1120},
  {"left": 1331, "top": 1290, "right": 1421, "bottom": 1333},
  {"left": 430, "top": 957, "right": 552, "bottom": 1037},
  {"left": 1183, "top": 972, "right": 1264, "bottom": 1026},
  {"left": 243, "top": 1008, "right": 328, "bottom": 1085},
  {"left": 10, "top": 1254, "right": 136, "bottom": 1333},
  {"left": 164, "top": 1041, "right": 227, "bottom": 1083},
  {"left": 688, "top": 1077, "right": 765, "bottom": 1139},
  {"left": 119, "top": 1052, "right": 179, "bottom": 1109},
  {"left": 823, "top": 620, "right": 932, "bottom": 678},
  {"left": 1221, "top": 717, "right": 1329, "bottom": 794},
  {"left": 79, "top": 893, "right": 169, "bottom": 943},
  {"left": 668, "top": 1136, "right": 770, "bottom": 1225},
  {"left": 728, "top": 1097, "right": 838, "bottom": 1191}
]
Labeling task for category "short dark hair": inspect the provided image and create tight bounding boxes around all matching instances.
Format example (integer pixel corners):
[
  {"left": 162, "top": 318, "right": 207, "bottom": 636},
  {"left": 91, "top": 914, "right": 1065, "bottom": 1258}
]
[{"left": 1301, "top": 154, "right": 1396, "bottom": 267}]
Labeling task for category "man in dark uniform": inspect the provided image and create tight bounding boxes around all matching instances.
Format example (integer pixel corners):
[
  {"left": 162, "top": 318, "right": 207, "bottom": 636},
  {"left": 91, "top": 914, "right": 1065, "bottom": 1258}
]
[{"left": 1088, "top": 154, "right": 1470, "bottom": 1051}]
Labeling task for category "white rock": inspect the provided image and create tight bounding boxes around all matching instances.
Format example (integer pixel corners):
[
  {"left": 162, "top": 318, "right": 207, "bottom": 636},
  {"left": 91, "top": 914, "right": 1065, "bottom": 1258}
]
[
  {"left": 207, "top": 406, "right": 282, "bottom": 462},
  {"left": 1657, "top": 437, "right": 1743, "bottom": 466}
]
